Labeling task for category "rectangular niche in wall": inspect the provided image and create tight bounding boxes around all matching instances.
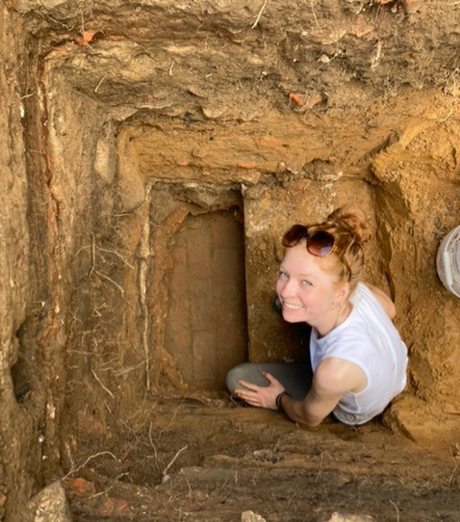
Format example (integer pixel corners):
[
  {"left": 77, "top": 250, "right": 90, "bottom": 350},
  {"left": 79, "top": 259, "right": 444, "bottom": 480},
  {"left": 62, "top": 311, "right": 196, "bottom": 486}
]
[{"left": 163, "top": 207, "right": 248, "bottom": 391}]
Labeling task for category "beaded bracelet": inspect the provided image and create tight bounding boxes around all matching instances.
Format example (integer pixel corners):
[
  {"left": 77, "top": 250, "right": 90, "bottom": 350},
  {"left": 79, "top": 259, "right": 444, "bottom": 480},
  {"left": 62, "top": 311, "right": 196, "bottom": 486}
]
[{"left": 275, "top": 391, "right": 291, "bottom": 412}]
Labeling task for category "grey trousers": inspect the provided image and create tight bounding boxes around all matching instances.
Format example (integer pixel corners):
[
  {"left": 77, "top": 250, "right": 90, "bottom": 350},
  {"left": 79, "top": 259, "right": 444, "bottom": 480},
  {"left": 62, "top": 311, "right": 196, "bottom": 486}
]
[{"left": 226, "top": 361, "right": 313, "bottom": 401}]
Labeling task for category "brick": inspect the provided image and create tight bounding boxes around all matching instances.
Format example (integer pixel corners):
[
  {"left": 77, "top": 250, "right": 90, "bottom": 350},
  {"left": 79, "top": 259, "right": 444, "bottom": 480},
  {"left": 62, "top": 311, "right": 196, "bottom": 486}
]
[
  {"left": 189, "top": 258, "right": 212, "bottom": 280},
  {"left": 61, "top": 477, "right": 96, "bottom": 496},
  {"left": 187, "top": 241, "right": 212, "bottom": 270},
  {"left": 164, "top": 296, "right": 193, "bottom": 383},
  {"left": 77, "top": 31, "right": 97, "bottom": 46},
  {"left": 165, "top": 306, "right": 192, "bottom": 348},
  {"left": 167, "top": 253, "right": 189, "bottom": 296},
  {"left": 99, "top": 497, "right": 129, "bottom": 516},
  {"left": 288, "top": 93, "right": 306, "bottom": 107},
  {"left": 190, "top": 280, "right": 214, "bottom": 331},
  {"left": 77, "top": 413, "right": 106, "bottom": 438},
  {"left": 192, "top": 330, "right": 216, "bottom": 381},
  {"left": 171, "top": 246, "right": 187, "bottom": 264},
  {"left": 212, "top": 248, "right": 245, "bottom": 293},
  {"left": 211, "top": 212, "right": 244, "bottom": 250},
  {"left": 351, "top": 15, "right": 374, "bottom": 38}
]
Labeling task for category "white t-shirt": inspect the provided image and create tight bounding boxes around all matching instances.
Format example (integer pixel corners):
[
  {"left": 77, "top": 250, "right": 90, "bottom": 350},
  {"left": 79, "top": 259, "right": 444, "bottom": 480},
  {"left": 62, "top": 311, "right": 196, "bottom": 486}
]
[{"left": 310, "top": 283, "right": 408, "bottom": 425}]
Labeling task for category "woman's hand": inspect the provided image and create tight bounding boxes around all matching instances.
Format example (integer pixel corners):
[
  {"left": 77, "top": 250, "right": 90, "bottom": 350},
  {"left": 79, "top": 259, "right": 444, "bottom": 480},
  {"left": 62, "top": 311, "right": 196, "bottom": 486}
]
[{"left": 234, "top": 372, "right": 285, "bottom": 410}]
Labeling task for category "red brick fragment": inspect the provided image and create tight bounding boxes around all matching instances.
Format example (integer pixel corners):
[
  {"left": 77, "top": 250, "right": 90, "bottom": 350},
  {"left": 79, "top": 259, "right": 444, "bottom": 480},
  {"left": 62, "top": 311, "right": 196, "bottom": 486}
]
[
  {"left": 78, "top": 412, "right": 106, "bottom": 438},
  {"left": 351, "top": 15, "right": 374, "bottom": 38},
  {"left": 288, "top": 93, "right": 305, "bottom": 107},
  {"left": 99, "top": 497, "right": 129, "bottom": 516},
  {"left": 77, "top": 31, "right": 97, "bottom": 46},
  {"left": 62, "top": 477, "right": 96, "bottom": 496}
]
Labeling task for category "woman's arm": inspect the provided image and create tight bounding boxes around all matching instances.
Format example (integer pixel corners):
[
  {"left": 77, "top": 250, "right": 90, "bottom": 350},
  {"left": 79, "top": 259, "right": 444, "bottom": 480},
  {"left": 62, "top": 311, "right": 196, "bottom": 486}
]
[
  {"left": 280, "top": 358, "right": 367, "bottom": 427},
  {"left": 235, "top": 358, "right": 366, "bottom": 427},
  {"left": 364, "top": 283, "right": 396, "bottom": 320}
]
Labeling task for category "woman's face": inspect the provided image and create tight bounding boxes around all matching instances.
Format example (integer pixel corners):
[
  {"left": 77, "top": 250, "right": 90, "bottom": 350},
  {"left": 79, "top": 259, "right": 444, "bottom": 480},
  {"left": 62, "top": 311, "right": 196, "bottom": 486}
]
[{"left": 275, "top": 241, "right": 347, "bottom": 330}]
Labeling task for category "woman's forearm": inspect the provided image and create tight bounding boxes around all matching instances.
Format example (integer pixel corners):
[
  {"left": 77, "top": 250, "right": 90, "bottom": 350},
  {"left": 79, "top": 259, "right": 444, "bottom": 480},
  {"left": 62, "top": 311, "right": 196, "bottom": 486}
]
[{"left": 278, "top": 395, "right": 324, "bottom": 427}]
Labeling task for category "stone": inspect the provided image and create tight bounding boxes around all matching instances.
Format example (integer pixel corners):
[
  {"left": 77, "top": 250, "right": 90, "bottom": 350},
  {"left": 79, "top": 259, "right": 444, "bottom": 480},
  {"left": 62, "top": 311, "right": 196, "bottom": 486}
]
[
  {"left": 26, "top": 481, "right": 73, "bottom": 522},
  {"left": 241, "top": 511, "right": 267, "bottom": 522}
]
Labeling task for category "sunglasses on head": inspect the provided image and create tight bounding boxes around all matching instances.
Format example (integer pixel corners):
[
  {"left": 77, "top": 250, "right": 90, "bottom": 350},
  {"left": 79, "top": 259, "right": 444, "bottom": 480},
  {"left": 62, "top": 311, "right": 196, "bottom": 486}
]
[{"left": 282, "top": 224, "right": 337, "bottom": 257}]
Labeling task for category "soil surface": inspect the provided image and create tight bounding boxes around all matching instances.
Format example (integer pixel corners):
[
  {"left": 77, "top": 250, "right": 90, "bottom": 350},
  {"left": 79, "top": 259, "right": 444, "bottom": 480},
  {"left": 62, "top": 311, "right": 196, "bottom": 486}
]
[{"left": 62, "top": 396, "right": 460, "bottom": 522}]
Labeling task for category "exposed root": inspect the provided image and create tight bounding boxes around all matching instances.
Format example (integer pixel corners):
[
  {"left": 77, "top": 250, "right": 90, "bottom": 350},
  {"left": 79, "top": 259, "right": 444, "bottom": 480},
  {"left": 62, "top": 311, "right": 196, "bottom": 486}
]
[
  {"left": 251, "top": 0, "right": 268, "bottom": 29},
  {"left": 311, "top": 0, "right": 321, "bottom": 29},
  {"left": 139, "top": 183, "right": 153, "bottom": 392},
  {"left": 91, "top": 369, "right": 114, "bottom": 399},
  {"left": 62, "top": 451, "right": 119, "bottom": 480},
  {"left": 389, "top": 499, "right": 400, "bottom": 522},
  {"left": 149, "top": 421, "right": 161, "bottom": 474},
  {"left": 163, "top": 445, "right": 188, "bottom": 479}
]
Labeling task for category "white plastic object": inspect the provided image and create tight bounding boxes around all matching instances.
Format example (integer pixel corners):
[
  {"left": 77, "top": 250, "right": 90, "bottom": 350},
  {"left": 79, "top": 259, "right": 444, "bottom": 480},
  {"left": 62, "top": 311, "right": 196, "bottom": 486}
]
[{"left": 436, "top": 224, "right": 460, "bottom": 299}]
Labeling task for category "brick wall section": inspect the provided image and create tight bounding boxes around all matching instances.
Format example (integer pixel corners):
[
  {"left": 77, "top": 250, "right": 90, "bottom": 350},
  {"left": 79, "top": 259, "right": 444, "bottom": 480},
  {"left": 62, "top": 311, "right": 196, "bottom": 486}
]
[{"left": 164, "top": 209, "right": 248, "bottom": 390}]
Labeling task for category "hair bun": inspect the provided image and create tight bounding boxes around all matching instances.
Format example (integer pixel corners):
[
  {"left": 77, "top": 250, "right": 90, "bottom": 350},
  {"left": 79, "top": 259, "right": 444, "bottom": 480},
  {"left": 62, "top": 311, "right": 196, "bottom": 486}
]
[{"left": 327, "top": 205, "right": 371, "bottom": 245}]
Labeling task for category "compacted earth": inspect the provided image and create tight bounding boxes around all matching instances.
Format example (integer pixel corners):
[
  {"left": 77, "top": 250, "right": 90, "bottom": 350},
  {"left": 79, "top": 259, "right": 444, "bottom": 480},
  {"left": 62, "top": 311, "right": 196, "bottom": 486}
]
[{"left": 61, "top": 396, "right": 460, "bottom": 522}]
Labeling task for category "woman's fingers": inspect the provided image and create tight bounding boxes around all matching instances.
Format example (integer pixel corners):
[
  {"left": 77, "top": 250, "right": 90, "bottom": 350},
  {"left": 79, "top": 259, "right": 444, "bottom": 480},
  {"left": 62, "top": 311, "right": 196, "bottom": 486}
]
[
  {"left": 237, "top": 379, "right": 260, "bottom": 392},
  {"left": 234, "top": 388, "right": 260, "bottom": 406},
  {"left": 234, "top": 375, "right": 285, "bottom": 410},
  {"left": 235, "top": 386, "right": 258, "bottom": 400},
  {"left": 262, "top": 371, "right": 273, "bottom": 383},
  {"left": 262, "top": 371, "right": 280, "bottom": 385}
]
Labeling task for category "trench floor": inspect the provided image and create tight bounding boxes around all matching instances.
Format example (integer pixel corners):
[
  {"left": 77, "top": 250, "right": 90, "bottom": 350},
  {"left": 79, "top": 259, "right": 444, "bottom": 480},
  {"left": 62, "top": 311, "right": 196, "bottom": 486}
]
[{"left": 63, "top": 397, "right": 460, "bottom": 522}]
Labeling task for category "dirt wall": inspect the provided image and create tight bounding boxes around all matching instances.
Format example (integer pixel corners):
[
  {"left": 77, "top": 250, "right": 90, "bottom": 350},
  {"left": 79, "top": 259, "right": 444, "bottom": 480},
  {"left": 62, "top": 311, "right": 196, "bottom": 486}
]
[
  {"left": 0, "top": 6, "right": 38, "bottom": 520},
  {"left": 1, "top": 1, "right": 460, "bottom": 520}
]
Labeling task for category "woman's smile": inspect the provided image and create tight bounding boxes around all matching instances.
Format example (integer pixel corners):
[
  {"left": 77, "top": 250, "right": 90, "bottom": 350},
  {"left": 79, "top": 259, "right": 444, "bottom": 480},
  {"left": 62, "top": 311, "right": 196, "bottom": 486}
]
[{"left": 282, "top": 300, "right": 304, "bottom": 310}]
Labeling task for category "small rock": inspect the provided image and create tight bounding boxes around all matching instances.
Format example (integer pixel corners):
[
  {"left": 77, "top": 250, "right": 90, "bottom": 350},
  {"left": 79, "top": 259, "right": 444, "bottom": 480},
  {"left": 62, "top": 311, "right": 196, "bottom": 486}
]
[
  {"left": 305, "top": 91, "right": 323, "bottom": 109},
  {"left": 242, "top": 511, "right": 267, "bottom": 522},
  {"left": 202, "top": 105, "right": 226, "bottom": 119},
  {"left": 191, "top": 146, "right": 208, "bottom": 159},
  {"left": 26, "top": 481, "right": 73, "bottom": 522},
  {"left": 253, "top": 449, "right": 279, "bottom": 463}
]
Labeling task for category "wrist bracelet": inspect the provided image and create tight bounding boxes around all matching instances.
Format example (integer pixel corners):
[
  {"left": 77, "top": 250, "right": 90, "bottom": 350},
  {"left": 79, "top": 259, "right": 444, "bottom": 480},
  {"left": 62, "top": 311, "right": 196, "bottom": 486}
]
[{"left": 275, "top": 391, "right": 291, "bottom": 412}]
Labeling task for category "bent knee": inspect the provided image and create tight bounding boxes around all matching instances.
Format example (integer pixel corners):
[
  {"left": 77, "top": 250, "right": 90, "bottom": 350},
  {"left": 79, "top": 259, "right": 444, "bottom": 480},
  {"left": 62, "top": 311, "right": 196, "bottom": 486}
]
[{"left": 226, "top": 363, "right": 254, "bottom": 393}]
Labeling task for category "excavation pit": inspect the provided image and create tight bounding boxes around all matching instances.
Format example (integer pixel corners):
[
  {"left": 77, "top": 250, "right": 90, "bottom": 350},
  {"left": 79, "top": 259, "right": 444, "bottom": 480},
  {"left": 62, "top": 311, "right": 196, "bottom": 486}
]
[{"left": 1, "top": 1, "right": 460, "bottom": 520}]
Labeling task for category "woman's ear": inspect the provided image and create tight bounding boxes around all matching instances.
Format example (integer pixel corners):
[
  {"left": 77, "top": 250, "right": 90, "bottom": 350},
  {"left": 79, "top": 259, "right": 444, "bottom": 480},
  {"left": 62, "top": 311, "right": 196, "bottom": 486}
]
[{"left": 336, "top": 281, "right": 350, "bottom": 302}]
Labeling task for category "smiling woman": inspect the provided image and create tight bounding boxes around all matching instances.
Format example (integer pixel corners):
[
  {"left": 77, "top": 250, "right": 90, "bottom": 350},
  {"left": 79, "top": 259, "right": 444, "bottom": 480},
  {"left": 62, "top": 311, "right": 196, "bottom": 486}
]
[{"left": 226, "top": 205, "right": 408, "bottom": 427}]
